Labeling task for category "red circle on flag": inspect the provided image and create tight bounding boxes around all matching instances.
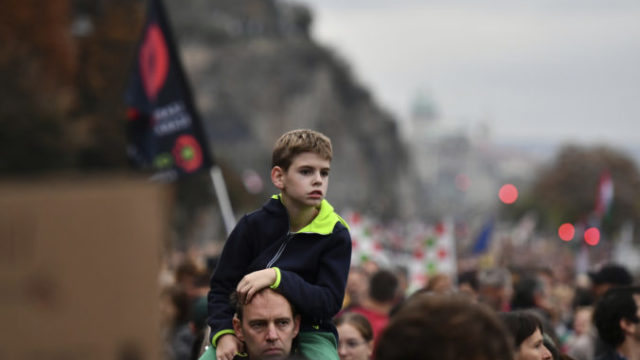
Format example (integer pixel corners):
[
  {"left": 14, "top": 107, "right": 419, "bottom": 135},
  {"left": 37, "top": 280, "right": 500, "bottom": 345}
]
[
  {"left": 140, "top": 23, "right": 169, "bottom": 101},
  {"left": 172, "top": 135, "right": 203, "bottom": 173}
]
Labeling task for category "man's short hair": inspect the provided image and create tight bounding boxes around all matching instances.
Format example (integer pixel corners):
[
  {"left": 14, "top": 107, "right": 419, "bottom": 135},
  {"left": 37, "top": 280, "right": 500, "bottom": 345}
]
[
  {"left": 376, "top": 294, "right": 513, "bottom": 360},
  {"left": 272, "top": 129, "right": 332, "bottom": 170},
  {"left": 511, "top": 275, "right": 545, "bottom": 310},
  {"left": 589, "top": 264, "right": 633, "bottom": 286},
  {"left": 230, "top": 288, "right": 298, "bottom": 322},
  {"left": 593, "top": 286, "right": 640, "bottom": 348},
  {"left": 499, "top": 310, "right": 544, "bottom": 348},
  {"left": 369, "top": 269, "right": 399, "bottom": 303}
]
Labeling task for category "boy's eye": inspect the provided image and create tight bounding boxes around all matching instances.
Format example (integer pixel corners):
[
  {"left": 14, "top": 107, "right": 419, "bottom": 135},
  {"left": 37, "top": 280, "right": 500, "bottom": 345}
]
[
  {"left": 320, "top": 170, "right": 329, "bottom": 177},
  {"left": 300, "top": 169, "right": 312, "bottom": 175}
]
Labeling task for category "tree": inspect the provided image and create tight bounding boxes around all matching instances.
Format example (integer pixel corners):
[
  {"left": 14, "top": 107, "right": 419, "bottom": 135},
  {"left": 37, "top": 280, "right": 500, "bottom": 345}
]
[{"left": 518, "top": 144, "right": 640, "bottom": 240}]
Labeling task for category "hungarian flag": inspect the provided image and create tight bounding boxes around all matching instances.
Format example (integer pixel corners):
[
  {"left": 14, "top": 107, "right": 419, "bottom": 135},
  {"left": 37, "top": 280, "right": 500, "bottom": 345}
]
[
  {"left": 124, "top": 0, "right": 213, "bottom": 180},
  {"left": 594, "top": 170, "right": 614, "bottom": 218}
]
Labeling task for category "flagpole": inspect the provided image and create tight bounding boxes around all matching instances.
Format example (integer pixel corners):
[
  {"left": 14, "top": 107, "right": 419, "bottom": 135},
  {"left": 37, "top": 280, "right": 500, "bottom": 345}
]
[{"left": 210, "top": 166, "right": 235, "bottom": 236}]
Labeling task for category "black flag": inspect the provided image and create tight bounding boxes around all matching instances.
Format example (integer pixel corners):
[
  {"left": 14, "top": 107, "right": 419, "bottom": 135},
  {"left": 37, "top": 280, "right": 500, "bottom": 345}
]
[{"left": 125, "top": 0, "right": 213, "bottom": 180}]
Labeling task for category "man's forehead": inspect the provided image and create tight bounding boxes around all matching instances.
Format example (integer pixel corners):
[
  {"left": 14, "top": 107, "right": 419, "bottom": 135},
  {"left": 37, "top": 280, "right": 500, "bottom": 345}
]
[{"left": 243, "top": 291, "right": 293, "bottom": 320}]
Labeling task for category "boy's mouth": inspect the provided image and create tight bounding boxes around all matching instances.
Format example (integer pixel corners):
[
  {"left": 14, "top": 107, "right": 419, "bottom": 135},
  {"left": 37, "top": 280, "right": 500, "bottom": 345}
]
[{"left": 308, "top": 190, "right": 323, "bottom": 198}]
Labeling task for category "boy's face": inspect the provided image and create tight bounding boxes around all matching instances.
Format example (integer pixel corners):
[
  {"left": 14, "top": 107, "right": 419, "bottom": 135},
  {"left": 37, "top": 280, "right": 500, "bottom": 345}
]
[{"left": 271, "top": 152, "right": 330, "bottom": 209}]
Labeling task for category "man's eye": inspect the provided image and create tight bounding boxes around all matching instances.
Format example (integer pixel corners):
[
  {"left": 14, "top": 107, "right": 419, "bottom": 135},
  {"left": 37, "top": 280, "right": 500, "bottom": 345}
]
[
  {"left": 277, "top": 320, "right": 290, "bottom": 327},
  {"left": 251, "top": 323, "right": 266, "bottom": 330}
]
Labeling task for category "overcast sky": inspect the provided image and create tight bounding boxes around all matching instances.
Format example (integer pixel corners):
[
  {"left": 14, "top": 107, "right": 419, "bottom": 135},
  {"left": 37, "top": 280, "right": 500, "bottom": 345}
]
[{"left": 304, "top": 0, "right": 640, "bottom": 152}]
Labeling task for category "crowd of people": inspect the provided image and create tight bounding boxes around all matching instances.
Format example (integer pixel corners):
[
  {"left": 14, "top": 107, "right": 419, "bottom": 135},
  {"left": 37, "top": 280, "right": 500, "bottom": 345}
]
[
  {"left": 160, "top": 254, "right": 639, "bottom": 360},
  {"left": 158, "top": 130, "right": 639, "bottom": 360}
]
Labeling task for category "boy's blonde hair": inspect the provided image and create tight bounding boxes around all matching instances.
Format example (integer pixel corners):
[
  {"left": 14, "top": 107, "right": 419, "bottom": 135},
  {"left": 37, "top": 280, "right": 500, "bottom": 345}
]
[{"left": 272, "top": 129, "right": 332, "bottom": 170}]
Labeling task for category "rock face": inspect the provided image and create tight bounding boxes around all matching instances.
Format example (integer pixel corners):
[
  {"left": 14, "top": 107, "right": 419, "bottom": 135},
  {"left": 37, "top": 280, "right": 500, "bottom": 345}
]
[{"left": 165, "top": 0, "right": 419, "bottom": 219}]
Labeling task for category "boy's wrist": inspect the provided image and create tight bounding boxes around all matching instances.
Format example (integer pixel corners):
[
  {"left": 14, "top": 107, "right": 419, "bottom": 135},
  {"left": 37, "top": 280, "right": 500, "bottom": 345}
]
[
  {"left": 269, "top": 267, "right": 281, "bottom": 289},
  {"left": 212, "top": 329, "right": 236, "bottom": 347}
]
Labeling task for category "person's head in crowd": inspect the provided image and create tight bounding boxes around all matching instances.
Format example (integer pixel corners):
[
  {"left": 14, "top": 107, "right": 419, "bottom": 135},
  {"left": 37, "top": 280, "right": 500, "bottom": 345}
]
[
  {"left": 457, "top": 270, "right": 479, "bottom": 300},
  {"left": 231, "top": 288, "right": 301, "bottom": 360},
  {"left": 369, "top": 269, "right": 399, "bottom": 305},
  {"left": 164, "top": 285, "right": 191, "bottom": 328},
  {"left": 335, "top": 312, "right": 374, "bottom": 360},
  {"left": 393, "top": 265, "right": 409, "bottom": 300},
  {"left": 572, "top": 306, "right": 593, "bottom": 336},
  {"left": 175, "top": 260, "right": 210, "bottom": 300},
  {"left": 376, "top": 294, "right": 514, "bottom": 360},
  {"left": 499, "top": 310, "right": 553, "bottom": 360},
  {"left": 593, "top": 286, "right": 640, "bottom": 355},
  {"left": 425, "top": 273, "right": 453, "bottom": 294},
  {"left": 345, "top": 266, "right": 370, "bottom": 309},
  {"left": 511, "top": 274, "right": 552, "bottom": 316},
  {"left": 588, "top": 263, "right": 633, "bottom": 299},
  {"left": 535, "top": 267, "right": 554, "bottom": 291},
  {"left": 478, "top": 267, "right": 513, "bottom": 312},
  {"left": 362, "top": 260, "right": 380, "bottom": 276}
]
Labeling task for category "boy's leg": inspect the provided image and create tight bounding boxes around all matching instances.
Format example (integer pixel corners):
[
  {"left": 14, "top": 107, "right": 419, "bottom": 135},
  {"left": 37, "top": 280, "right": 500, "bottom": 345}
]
[
  {"left": 198, "top": 345, "right": 216, "bottom": 360},
  {"left": 297, "top": 331, "right": 339, "bottom": 360}
]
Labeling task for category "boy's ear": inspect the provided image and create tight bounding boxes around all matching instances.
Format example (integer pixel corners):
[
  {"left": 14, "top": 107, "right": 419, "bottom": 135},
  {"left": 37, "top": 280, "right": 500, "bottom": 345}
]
[
  {"left": 233, "top": 317, "right": 245, "bottom": 342},
  {"left": 271, "top": 166, "right": 285, "bottom": 190}
]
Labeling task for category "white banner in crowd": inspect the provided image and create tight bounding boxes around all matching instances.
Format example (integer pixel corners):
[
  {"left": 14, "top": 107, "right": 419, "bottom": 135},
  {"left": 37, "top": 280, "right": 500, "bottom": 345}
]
[{"left": 345, "top": 211, "right": 457, "bottom": 292}]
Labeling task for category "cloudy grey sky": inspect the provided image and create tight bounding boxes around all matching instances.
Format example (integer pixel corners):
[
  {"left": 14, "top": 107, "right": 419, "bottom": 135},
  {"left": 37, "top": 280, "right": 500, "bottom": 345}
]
[{"left": 305, "top": 0, "right": 640, "bottom": 151}]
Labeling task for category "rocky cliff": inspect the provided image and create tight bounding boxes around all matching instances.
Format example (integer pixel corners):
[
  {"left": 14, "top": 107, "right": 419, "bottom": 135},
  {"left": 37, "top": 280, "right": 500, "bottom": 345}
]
[{"left": 165, "top": 0, "right": 419, "bottom": 219}]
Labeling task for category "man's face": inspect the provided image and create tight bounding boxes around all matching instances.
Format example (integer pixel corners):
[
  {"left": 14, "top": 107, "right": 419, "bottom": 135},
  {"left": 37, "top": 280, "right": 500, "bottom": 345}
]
[
  {"left": 272, "top": 152, "right": 330, "bottom": 209},
  {"left": 233, "top": 290, "right": 300, "bottom": 360}
]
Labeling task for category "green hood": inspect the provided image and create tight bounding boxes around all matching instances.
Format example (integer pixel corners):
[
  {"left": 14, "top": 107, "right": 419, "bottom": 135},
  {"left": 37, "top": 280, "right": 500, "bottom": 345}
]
[{"left": 272, "top": 194, "right": 349, "bottom": 234}]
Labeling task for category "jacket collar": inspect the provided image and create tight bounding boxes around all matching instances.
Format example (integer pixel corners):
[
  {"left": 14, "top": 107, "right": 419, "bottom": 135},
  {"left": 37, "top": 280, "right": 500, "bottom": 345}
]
[{"left": 269, "top": 194, "right": 349, "bottom": 235}]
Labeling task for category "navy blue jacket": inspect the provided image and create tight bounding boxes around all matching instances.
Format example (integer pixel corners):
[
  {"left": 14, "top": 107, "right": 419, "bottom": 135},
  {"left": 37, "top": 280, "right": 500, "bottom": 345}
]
[{"left": 207, "top": 195, "right": 351, "bottom": 345}]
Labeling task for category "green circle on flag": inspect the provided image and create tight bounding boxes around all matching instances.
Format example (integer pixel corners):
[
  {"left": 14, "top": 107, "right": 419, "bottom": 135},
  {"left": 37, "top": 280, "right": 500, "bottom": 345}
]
[
  {"left": 154, "top": 153, "right": 173, "bottom": 169},
  {"left": 426, "top": 262, "right": 437, "bottom": 274},
  {"left": 425, "top": 237, "right": 436, "bottom": 248},
  {"left": 181, "top": 146, "right": 195, "bottom": 160}
]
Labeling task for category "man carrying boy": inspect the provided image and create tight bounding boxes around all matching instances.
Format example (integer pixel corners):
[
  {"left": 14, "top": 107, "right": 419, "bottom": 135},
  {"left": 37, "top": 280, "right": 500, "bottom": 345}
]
[{"left": 206, "top": 129, "right": 352, "bottom": 360}]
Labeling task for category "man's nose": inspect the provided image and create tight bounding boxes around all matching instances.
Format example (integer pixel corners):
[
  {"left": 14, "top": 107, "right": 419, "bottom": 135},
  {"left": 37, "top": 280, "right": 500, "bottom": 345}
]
[{"left": 266, "top": 324, "right": 278, "bottom": 341}]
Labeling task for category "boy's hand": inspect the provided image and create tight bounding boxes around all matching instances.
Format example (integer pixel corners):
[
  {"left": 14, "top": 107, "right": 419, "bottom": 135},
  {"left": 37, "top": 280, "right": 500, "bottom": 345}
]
[
  {"left": 236, "top": 268, "right": 277, "bottom": 304},
  {"left": 216, "top": 334, "right": 244, "bottom": 360}
]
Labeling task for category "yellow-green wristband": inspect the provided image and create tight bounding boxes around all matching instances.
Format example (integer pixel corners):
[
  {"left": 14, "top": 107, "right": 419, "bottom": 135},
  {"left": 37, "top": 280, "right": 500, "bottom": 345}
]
[
  {"left": 270, "top": 267, "right": 281, "bottom": 289},
  {"left": 212, "top": 329, "right": 235, "bottom": 347}
]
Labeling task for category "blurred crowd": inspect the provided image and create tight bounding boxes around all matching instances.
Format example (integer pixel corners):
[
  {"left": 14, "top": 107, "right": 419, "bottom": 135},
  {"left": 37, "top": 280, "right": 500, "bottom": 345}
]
[{"left": 159, "top": 247, "right": 638, "bottom": 360}]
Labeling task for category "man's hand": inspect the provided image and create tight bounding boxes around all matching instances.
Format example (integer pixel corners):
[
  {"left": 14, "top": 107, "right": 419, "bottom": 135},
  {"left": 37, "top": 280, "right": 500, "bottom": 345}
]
[
  {"left": 216, "top": 334, "right": 244, "bottom": 360},
  {"left": 236, "top": 268, "right": 277, "bottom": 304}
]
